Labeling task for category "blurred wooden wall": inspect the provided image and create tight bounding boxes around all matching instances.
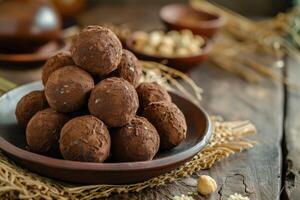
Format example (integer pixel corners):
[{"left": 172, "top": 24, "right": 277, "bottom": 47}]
[
  {"left": 211, "top": 0, "right": 291, "bottom": 16},
  {"left": 89, "top": 0, "right": 292, "bottom": 16}
]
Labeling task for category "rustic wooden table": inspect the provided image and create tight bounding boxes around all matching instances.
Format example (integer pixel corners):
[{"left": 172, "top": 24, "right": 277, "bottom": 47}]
[{"left": 0, "top": 3, "right": 299, "bottom": 200}]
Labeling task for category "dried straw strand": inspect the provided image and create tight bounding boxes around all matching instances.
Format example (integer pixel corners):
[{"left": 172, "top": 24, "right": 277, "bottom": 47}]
[
  {"left": 0, "top": 61, "right": 256, "bottom": 199},
  {"left": 0, "top": 117, "right": 256, "bottom": 199}
]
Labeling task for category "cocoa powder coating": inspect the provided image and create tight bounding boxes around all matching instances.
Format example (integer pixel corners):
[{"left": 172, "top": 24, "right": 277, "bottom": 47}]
[
  {"left": 15, "top": 90, "right": 48, "bottom": 128},
  {"left": 71, "top": 25, "right": 122, "bottom": 75},
  {"left": 41, "top": 51, "right": 74, "bottom": 85},
  {"left": 112, "top": 116, "right": 160, "bottom": 162},
  {"left": 45, "top": 65, "right": 94, "bottom": 113},
  {"left": 15, "top": 24, "right": 190, "bottom": 163},
  {"left": 143, "top": 101, "right": 187, "bottom": 150},
  {"left": 26, "top": 108, "right": 69, "bottom": 155},
  {"left": 88, "top": 77, "right": 139, "bottom": 127},
  {"left": 115, "top": 49, "right": 142, "bottom": 87},
  {"left": 136, "top": 82, "right": 171, "bottom": 110},
  {"left": 60, "top": 115, "right": 111, "bottom": 162}
]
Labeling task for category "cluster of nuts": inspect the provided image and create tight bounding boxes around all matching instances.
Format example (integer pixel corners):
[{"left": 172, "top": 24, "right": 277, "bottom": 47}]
[
  {"left": 15, "top": 25, "right": 187, "bottom": 163},
  {"left": 133, "top": 29, "right": 205, "bottom": 57}
]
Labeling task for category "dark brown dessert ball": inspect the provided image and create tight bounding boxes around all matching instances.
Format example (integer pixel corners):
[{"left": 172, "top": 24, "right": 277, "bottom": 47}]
[
  {"left": 45, "top": 65, "right": 94, "bottom": 113},
  {"left": 60, "top": 115, "right": 111, "bottom": 162},
  {"left": 26, "top": 108, "right": 69, "bottom": 155},
  {"left": 42, "top": 51, "right": 74, "bottom": 85},
  {"left": 112, "top": 116, "right": 160, "bottom": 162},
  {"left": 143, "top": 101, "right": 187, "bottom": 150},
  {"left": 115, "top": 49, "right": 142, "bottom": 88},
  {"left": 15, "top": 90, "right": 48, "bottom": 128},
  {"left": 88, "top": 77, "right": 139, "bottom": 127},
  {"left": 136, "top": 82, "right": 171, "bottom": 110},
  {"left": 71, "top": 25, "right": 122, "bottom": 75}
]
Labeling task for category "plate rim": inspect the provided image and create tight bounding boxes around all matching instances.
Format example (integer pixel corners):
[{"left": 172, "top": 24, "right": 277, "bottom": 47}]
[
  {"left": 0, "top": 81, "right": 212, "bottom": 172},
  {"left": 0, "top": 39, "right": 68, "bottom": 63}
]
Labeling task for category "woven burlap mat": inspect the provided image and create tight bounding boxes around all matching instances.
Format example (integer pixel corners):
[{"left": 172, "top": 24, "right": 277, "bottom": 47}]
[
  {"left": 0, "top": 116, "right": 256, "bottom": 199},
  {"left": 0, "top": 61, "right": 256, "bottom": 199}
]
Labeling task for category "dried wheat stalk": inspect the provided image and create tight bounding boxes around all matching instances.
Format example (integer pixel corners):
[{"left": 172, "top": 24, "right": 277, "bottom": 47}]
[
  {"left": 0, "top": 61, "right": 256, "bottom": 199},
  {"left": 0, "top": 117, "right": 256, "bottom": 199},
  {"left": 190, "top": 0, "right": 300, "bottom": 89}
]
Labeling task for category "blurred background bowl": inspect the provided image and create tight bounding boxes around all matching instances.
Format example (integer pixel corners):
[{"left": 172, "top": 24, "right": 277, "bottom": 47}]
[
  {"left": 0, "top": 39, "right": 69, "bottom": 68},
  {"left": 0, "top": 0, "right": 62, "bottom": 54},
  {"left": 126, "top": 32, "right": 212, "bottom": 72},
  {"left": 160, "top": 3, "right": 225, "bottom": 38}
]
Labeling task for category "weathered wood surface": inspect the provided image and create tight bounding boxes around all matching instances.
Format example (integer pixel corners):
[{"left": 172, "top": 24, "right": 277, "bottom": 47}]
[
  {"left": 106, "top": 63, "right": 284, "bottom": 200},
  {"left": 0, "top": 4, "right": 285, "bottom": 200},
  {"left": 193, "top": 63, "right": 283, "bottom": 200},
  {"left": 81, "top": 4, "right": 284, "bottom": 200},
  {"left": 284, "top": 58, "right": 300, "bottom": 199}
]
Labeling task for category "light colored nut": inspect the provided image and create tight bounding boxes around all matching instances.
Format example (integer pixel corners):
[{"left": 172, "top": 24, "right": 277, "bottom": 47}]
[
  {"left": 180, "top": 29, "right": 194, "bottom": 38},
  {"left": 134, "top": 31, "right": 149, "bottom": 46},
  {"left": 176, "top": 47, "right": 190, "bottom": 57},
  {"left": 194, "top": 35, "right": 205, "bottom": 47},
  {"left": 158, "top": 44, "right": 173, "bottom": 56},
  {"left": 143, "top": 46, "right": 156, "bottom": 55},
  {"left": 149, "top": 31, "right": 163, "bottom": 47},
  {"left": 197, "top": 175, "right": 217, "bottom": 195},
  {"left": 161, "top": 36, "right": 175, "bottom": 47},
  {"left": 167, "top": 30, "right": 180, "bottom": 41},
  {"left": 178, "top": 35, "right": 192, "bottom": 48},
  {"left": 134, "top": 43, "right": 145, "bottom": 52},
  {"left": 189, "top": 43, "right": 201, "bottom": 55}
]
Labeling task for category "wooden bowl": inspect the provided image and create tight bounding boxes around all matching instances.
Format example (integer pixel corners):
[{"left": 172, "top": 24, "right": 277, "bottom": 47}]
[
  {"left": 0, "top": 0, "right": 62, "bottom": 53},
  {"left": 0, "top": 39, "right": 69, "bottom": 67},
  {"left": 126, "top": 33, "right": 212, "bottom": 73},
  {"left": 160, "top": 4, "right": 225, "bottom": 38},
  {"left": 0, "top": 81, "right": 212, "bottom": 184}
]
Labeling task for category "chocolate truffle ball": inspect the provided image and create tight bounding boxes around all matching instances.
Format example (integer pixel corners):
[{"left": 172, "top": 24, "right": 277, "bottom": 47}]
[
  {"left": 71, "top": 25, "right": 122, "bottom": 75},
  {"left": 26, "top": 108, "right": 69, "bottom": 155},
  {"left": 136, "top": 82, "right": 171, "bottom": 110},
  {"left": 60, "top": 115, "right": 111, "bottom": 162},
  {"left": 15, "top": 90, "right": 48, "bottom": 128},
  {"left": 45, "top": 65, "right": 94, "bottom": 113},
  {"left": 143, "top": 101, "right": 187, "bottom": 150},
  {"left": 88, "top": 77, "right": 139, "bottom": 127},
  {"left": 42, "top": 51, "right": 74, "bottom": 85},
  {"left": 112, "top": 116, "right": 160, "bottom": 162},
  {"left": 115, "top": 49, "right": 142, "bottom": 87}
]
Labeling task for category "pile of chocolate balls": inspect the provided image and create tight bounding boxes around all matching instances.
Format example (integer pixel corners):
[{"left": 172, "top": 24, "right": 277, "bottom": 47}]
[{"left": 15, "top": 25, "right": 187, "bottom": 163}]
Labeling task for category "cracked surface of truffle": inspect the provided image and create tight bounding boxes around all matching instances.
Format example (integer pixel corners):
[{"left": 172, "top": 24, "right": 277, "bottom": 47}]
[
  {"left": 42, "top": 51, "right": 74, "bottom": 85},
  {"left": 143, "top": 101, "right": 187, "bottom": 150},
  {"left": 45, "top": 65, "right": 94, "bottom": 113},
  {"left": 15, "top": 90, "right": 48, "bottom": 128},
  {"left": 112, "top": 116, "right": 160, "bottom": 162},
  {"left": 26, "top": 108, "right": 69, "bottom": 156},
  {"left": 115, "top": 49, "right": 142, "bottom": 87},
  {"left": 71, "top": 25, "right": 122, "bottom": 75},
  {"left": 136, "top": 82, "right": 171, "bottom": 110},
  {"left": 88, "top": 77, "right": 139, "bottom": 127},
  {"left": 60, "top": 115, "right": 111, "bottom": 162}
]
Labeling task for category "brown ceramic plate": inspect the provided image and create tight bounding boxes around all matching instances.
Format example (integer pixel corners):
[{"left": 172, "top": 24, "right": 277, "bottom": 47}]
[
  {"left": 160, "top": 4, "right": 225, "bottom": 38},
  {"left": 126, "top": 33, "right": 212, "bottom": 72},
  {"left": 0, "top": 39, "right": 69, "bottom": 65},
  {"left": 0, "top": 81, "right": 212, "bottom": 184}
]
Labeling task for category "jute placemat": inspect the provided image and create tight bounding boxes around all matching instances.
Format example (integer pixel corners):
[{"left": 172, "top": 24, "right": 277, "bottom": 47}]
[
  {"left": 0, "top": 116, "right": 256, "bottom": 199},
  {"left": 0, "top": 61, "right": 257, "bottom": 199}
]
